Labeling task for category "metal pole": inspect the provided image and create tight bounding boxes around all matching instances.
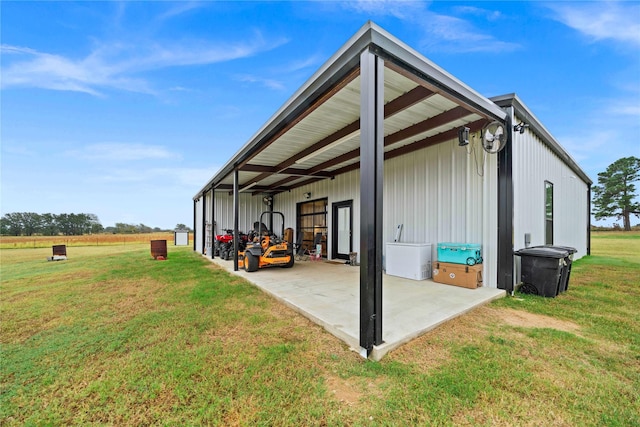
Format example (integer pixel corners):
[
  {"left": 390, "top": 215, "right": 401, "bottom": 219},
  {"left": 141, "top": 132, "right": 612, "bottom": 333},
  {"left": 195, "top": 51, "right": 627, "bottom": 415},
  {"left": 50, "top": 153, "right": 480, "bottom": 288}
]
[
  {"left": 201, "top": 192, "right": 206, "bottom": 254},
  {"left": 497, "top": 111, "right": 514, "bottom": 293},
  {"left": 211, "top": 187, "right": 216, "bottom": 259},
  {"left": 359, "top": 48, "right": 384, "bottom": 356},
  {"left": 233, "top": 169, "right": 239, "bottom": 271},
  {"left": 193, "top": 199, "right": 197, "bottom": 251},
  {"left": 587, "top": 184, "right": 591, "bottom": 256}
]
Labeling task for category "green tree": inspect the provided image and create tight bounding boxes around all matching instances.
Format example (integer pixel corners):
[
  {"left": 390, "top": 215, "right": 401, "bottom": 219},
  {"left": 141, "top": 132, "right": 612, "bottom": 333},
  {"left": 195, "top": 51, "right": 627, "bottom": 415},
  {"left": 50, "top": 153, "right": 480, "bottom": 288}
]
[
  {"left": 40, "top": 213, "right": 59, "bottom": 235},
  {"left": 21, "top": 212, "right": 42, "bottom": 236},
  {"left": 593, "top": 156, "right": 640, "bottom": 231},
  {"left": 1, "top": 213, "right": 23, "bottom": 235}
]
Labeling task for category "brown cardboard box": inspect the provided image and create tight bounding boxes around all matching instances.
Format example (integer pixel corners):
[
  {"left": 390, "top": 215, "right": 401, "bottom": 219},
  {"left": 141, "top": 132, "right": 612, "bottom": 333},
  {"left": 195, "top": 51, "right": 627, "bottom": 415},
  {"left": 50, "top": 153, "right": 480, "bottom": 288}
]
[{"left": 432, "top": 262, "right": 482, "bottom": 289}]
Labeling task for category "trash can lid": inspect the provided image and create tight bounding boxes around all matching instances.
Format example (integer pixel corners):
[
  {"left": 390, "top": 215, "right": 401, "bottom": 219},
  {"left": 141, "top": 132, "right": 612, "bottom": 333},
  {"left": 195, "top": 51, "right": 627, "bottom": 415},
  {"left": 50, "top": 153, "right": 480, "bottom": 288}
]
[
  {"left": 542, "top": 245, "right": 577, "bottom": 254},
  {"left": 515, "top": 247, "right": 569, "bottom": 258}
]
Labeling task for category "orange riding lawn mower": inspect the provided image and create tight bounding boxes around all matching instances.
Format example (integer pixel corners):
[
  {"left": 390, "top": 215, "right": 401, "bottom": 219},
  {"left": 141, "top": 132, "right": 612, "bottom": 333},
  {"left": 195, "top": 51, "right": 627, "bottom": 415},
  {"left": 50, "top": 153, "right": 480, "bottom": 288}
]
[{"left": 239, "top": 211, "right": 295, "bottom": 272}]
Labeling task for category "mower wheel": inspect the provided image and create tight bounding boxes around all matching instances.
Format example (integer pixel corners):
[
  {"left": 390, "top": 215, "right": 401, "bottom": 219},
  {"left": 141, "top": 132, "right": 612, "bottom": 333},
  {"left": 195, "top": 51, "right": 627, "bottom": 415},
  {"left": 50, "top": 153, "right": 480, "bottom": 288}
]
[
  {"left": 244, "top": 252, "right": 259, "bottom": 272},
  {"left": 281, "top": 254, "right": 294, "bottom": 268}
]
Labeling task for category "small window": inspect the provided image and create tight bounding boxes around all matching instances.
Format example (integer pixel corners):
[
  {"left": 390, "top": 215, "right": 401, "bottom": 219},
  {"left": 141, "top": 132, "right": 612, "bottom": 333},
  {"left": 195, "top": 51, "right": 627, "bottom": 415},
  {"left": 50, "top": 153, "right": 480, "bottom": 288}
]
[{"left": 545, "top": 181, "right": 553, "bottom": 244}]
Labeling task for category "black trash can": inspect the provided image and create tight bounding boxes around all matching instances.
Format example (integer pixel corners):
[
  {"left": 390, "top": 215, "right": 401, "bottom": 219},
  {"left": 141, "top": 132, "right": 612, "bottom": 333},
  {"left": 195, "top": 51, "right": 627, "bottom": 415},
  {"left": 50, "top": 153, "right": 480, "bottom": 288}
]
[
  {"left": 515, "top": 247, "right": 569, "bottom": 297},
  {"left": 531, "top": 245, "right": 577, "bottom": 293}
]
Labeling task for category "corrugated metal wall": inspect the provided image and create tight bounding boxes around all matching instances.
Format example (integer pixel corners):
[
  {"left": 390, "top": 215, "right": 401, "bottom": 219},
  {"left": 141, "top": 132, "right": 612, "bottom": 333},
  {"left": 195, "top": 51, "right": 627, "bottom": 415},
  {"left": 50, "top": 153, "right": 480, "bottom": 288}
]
[
  {"left": 384, "top": 138, "right": 498, "bottom": 286},
  {"left": 212, "top": 191, "right": 265, "bottom": 235},
  {"left": 385, "top": 139, "right": 487, "bottom": 245},
  {"left": 512, "top": 114, "right": 589, "bottom": 259},
  {"left": 195, "top": 137, "right": 503, "bottom": 286}
]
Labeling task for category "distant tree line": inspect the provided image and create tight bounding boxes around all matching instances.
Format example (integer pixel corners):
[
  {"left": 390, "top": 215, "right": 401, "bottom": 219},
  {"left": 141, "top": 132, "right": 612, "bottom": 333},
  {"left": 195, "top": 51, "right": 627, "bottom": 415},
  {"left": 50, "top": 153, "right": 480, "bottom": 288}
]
[
  {"left": 1, "top": 213, "right": 190, "bottom": 236},
  {"left": 0, "top": 212, "right": 103, "bottom": 236},
  {"left": 103, "top": 223, "right": 167, "bottom": 234},
  {"left": 101, "top": 223, "right": 190, "bottom": 234}
]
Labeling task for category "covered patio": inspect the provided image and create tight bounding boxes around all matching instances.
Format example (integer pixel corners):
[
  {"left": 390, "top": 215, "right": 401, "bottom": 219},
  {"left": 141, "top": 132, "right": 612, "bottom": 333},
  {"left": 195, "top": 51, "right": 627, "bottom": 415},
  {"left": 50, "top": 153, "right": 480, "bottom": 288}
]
[
  {"left": 195, "top": 22, "right": 511, "bottom": 358},
  {"left": 207, "top": 257, "right": 505, "bottom": 361}
]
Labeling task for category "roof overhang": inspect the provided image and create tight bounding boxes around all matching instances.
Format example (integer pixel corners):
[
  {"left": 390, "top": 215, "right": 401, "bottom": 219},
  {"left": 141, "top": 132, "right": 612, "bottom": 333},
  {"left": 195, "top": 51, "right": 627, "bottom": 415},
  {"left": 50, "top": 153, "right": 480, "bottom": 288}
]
[
  {"left": 492, "top": 93, "right": 592, "bottom": 185},
  {"left": 194, "top": 21, "right": 508, "bottom": 199}
]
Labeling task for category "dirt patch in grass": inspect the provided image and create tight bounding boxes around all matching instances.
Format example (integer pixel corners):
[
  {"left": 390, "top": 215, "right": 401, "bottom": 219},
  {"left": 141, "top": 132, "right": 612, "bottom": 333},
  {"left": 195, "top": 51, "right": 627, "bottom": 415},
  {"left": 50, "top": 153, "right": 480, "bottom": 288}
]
[
  {"left": 323, "top": 371, "right": 385, "bottom": 409},
  {"left": 484, "top": 306, "right": 581, "bottom": 333},
  {"left": 390, "top": 305, "right": 581, "bottom": 368},
  {"left": 325, "top": 374, "right": 363, "bottom": 406}
]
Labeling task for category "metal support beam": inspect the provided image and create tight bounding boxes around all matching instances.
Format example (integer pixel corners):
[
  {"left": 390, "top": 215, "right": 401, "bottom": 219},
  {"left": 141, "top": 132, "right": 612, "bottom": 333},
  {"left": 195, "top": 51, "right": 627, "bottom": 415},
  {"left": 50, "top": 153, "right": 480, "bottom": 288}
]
[
  {"left": 201, "top": 192, "right": 206, "bottom": 255},
  {"left": 587, "top": 184, "right": 591, "bottom": 256},
  {"left": 233, "top": 169, "right": 239, "bottom": 271},
  {"left": 359, "top": 49, "right": 384, "bottom": 355},
  {"left": 193, "top": 199, "right": 197, "bottom": 251},
  {"left": 497, "top": 113, "right": 514, "bottom": 293},
  {"left": 211, "top": 188, "right": 216, "bottom": 259}
]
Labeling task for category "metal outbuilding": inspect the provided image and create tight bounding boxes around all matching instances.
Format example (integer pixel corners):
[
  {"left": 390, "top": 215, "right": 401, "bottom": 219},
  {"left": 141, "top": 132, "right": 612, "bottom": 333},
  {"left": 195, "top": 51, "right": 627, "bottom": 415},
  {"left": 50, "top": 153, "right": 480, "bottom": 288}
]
[{"left": 192, "top": 22, "right": 591, "bottom": 357}]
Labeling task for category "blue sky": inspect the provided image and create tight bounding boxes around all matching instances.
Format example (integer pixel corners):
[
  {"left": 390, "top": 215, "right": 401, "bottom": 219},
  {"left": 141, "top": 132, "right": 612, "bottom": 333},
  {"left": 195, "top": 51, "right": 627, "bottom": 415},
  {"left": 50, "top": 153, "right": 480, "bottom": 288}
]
[{"left": 2, "top": 1, "right": 639, "bottom": 229}]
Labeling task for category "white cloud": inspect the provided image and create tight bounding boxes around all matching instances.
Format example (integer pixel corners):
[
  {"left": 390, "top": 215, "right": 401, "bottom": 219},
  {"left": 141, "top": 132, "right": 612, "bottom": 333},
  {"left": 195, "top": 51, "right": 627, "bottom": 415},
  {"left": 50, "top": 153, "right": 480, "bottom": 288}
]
[
  {"left": 344, "top": 0, "right": 423, "bottom": 19},
  {"left": 234, "top": 74, "right": 286, "bottom": 90},
  {"left": 606, "top": 100, "right": 640, "bottom": 117},
  {"left": 67, "top": 143, "right": 176, "bottom": 161},
  {"left": 546, "top": 2, "right": 640, "bottom": 46},
  {"left": 99, "top": 166, "right": 213, "bottom": 187},
  {"left": 418, "top": 13, "right": 519, "bottom": 53},
  {"left": 0, "top": 30, "right": 288, "bottom": 96},
  {"left": 279, "top": 54, "right": 324, "bottom": 74},
  {"left": 156, "top": 2, "right": 203, "bottom": 23},
  {"left": 454, "top": 6, "right": 503, "bottom": 22},
  {"left": 342, "top": 1, "right": 519, "bottom": 53}
]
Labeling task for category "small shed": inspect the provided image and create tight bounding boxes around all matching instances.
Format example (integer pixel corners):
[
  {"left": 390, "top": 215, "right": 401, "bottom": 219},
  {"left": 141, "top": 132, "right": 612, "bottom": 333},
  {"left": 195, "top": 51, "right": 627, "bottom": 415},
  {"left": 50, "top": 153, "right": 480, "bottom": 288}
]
[{"left": 174, "top": 230, "right": 189, "bottom": 246}]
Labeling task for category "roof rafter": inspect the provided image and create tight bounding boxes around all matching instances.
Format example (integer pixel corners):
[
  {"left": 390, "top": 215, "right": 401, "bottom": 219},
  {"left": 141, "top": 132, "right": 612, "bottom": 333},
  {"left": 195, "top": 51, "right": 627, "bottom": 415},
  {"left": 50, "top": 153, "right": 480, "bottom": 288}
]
[
  {"left": 279, "top": 118, "right": 487, "bottom": 193},
  {"left": 236, "top": 67, "right": 361, "bottom": 172},
  {"left": 239, "top": 84, "right": 436, "bottom": 191}
]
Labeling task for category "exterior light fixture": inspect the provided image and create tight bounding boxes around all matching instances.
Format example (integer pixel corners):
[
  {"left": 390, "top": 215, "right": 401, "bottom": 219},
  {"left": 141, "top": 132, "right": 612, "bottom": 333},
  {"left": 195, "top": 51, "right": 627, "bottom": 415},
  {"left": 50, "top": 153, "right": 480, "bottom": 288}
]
[
  {"left": 458, "top": 126, "right": 470, "bottom": 146},
  {"left": 514, "top": 121, "right": 529, "bottom": 134}
]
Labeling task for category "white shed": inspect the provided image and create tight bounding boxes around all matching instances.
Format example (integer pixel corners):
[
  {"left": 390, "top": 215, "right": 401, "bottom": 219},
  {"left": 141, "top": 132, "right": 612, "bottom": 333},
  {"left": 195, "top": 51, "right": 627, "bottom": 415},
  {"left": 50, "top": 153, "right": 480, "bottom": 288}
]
[{"left": 192, "top": 22, "right": 591, "bottom": 356}]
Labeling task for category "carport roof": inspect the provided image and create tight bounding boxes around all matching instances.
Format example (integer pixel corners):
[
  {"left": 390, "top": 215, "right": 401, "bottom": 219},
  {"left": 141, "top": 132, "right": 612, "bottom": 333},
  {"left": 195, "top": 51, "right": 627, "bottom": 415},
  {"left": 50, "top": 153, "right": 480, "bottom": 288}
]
[{"left": 194, "top": 21, "right": 507, "bottom": 200}]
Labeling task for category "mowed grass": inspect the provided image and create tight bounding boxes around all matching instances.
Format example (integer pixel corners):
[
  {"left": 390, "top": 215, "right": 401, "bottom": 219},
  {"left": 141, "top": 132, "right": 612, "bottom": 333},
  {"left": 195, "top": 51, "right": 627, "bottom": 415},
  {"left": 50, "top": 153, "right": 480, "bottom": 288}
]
[{"left": 1, "top": 233, "right": 639, "bottom": 425}]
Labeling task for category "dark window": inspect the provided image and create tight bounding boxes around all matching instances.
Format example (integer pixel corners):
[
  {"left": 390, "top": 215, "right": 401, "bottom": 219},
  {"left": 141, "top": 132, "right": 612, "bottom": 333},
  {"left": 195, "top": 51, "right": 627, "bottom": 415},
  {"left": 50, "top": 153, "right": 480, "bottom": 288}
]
[
  {"left": 297, "top": 198, "right": 328, "bottom": 257},
  {"left": 545, "top": 181, "right": 553, "bottom": 245}
]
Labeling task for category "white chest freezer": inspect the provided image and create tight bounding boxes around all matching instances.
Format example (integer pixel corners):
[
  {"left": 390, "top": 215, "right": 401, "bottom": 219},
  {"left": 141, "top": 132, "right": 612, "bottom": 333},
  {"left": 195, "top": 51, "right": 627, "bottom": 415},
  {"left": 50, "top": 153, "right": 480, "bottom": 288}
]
[{"left": 385, "top": 243, "right": 432, "bottom": 280}]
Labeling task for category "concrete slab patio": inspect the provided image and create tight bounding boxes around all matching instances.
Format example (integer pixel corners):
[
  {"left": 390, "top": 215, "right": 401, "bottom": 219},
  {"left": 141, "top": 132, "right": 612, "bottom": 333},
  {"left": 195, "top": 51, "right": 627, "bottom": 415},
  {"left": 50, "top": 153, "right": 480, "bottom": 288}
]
[{"left": 206, "top": 256, "right": 505, "bottom": 360}]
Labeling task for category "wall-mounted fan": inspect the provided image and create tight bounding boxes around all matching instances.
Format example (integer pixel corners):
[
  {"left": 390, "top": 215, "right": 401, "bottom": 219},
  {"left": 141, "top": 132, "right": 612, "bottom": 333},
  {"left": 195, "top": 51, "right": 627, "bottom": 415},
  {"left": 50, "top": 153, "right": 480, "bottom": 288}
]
[
  {"left": 262, "top": 195, "right": 273, "bottom": 206},
  {"left": 481, "top": 121, "right": 507, "bottom": 154}
]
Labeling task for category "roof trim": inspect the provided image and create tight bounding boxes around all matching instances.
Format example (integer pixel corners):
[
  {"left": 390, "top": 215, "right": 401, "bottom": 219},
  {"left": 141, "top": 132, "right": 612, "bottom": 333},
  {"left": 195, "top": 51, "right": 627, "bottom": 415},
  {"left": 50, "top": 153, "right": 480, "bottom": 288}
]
[{"left": 492, "top": 93, "right": 592, "bottom": 185}]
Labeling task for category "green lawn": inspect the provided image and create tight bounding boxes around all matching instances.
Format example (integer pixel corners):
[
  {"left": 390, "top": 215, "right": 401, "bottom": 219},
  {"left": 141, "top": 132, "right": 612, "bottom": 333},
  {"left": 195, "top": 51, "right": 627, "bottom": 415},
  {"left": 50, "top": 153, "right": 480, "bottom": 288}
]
[{"left": 1, "top": 233, "right": 638, "bottom": 425}]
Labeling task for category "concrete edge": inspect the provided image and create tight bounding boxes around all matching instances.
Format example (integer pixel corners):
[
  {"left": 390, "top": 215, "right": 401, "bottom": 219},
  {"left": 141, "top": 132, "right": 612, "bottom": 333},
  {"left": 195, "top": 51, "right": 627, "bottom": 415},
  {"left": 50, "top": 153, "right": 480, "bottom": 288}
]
[{"left": 369, "top": 289, "right": 506, "bottom": 361}]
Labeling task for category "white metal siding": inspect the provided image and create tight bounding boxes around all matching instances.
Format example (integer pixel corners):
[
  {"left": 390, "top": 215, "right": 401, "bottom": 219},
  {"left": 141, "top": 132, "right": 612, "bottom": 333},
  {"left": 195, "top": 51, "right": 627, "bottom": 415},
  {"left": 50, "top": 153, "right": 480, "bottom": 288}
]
[
  {"left": 384, "top": 138, "right": 498, "bottom": 287},
  {"left": 512, "top": 116, "right": 589, "bottom": 259},
  {"left": 212, "top": 192, "right": 265, "bottom": 235},
  {"left": 201, "top": 138, "right": 503, "bottom": 286}
]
